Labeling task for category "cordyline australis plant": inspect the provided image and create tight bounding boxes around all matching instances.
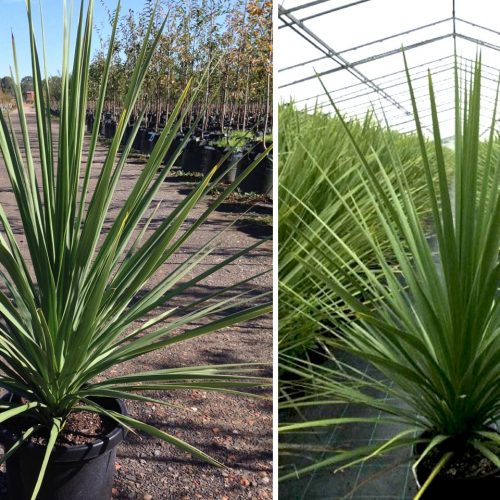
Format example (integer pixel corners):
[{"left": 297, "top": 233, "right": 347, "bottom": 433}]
[
  {"left": 278, "top": 104, "right": 448, "bottom": 361},
  {"left": 279, "top": 55, "right": 500, "bottom": 497},
  {"left": 0, "top": 0, "right": 271, "bottom": 497}
]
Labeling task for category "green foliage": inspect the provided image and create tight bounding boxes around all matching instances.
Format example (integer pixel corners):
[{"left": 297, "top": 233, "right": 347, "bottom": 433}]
[
  {"left": 20, "top": 75, "right": 34, "bottom": 95},
  {"left": 0, "top": 1, "right": 271, "bottom": 497},
  {"left": 0, "top": 76, "right": 15, "bottom": 98},
  {"left": 278, "top": 103, "right": 451, "bottom": 359},
  {"left": 45, "top": 76, "right": 62, "bottom": 105},
  {"left": 87, "top": 0, "right": 272, "bottom": 129},
  {"left": 279, "top": 57, "right": 500, "bottom": 494},
  {"left": 212, "top": 129, "right": 254, "bottom": 148}
]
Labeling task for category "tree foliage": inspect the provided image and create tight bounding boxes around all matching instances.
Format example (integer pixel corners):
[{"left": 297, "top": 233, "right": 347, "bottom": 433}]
[{"left": 88, "top": 0, "right": 272, "bottom": 130}]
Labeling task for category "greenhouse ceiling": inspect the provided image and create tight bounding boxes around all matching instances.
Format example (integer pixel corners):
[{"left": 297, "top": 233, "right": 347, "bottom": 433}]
[{"left": 278, "top": 0, "right": 500, "bottom": 139}]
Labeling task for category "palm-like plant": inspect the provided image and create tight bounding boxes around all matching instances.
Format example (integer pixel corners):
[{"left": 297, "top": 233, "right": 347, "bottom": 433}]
[
  {"left": 278, "top": 103, "right": 449, "bottom": 360},
  {"left": 0, "top": 1, "right": 271, "bottom": 497},
  {"left": 279, "top": 55, "right": 499, "bottom": 497}
]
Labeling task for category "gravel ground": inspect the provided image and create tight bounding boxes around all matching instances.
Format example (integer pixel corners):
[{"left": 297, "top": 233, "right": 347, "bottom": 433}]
[{"left": 0, "top": 108, "right": 273, "bottom": 499}]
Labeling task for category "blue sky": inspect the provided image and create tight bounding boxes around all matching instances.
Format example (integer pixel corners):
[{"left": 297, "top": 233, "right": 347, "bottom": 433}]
[{"left": 0, "top": 0, "right": 142, "bottom": 78}]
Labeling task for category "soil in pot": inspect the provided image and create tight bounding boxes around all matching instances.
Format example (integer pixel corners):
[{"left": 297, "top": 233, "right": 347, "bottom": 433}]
[
  {"left": 0, "top": 396, "right": 126, "bottom": 500},
  {"left": 414, "top": 434, "right": 500, "bottom": 498}
]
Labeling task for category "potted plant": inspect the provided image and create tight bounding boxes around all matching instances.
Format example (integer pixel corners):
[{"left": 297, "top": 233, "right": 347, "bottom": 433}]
[
  {"left": 213, "top": 131, "right": 253, "bottom": 183},
  {"left": 0, "top": 1, "right": 272, "bottom": 499},
  {"left": 279, "top": 55, "right": 499, "bottom": 498}
]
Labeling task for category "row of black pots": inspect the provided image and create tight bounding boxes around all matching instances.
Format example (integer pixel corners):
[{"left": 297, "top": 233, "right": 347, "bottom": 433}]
[
  {"left": 85, "top": 112, "right": 270, "bottom": 137},
  {"left": 174, "top": 139, "right": 273, "bottom": 195},
  {"left": 0, "top": 394, "right": 126, "bottom": 500},
  {"left": 85, "top": 117, "right": 272, "bottom": 194}
]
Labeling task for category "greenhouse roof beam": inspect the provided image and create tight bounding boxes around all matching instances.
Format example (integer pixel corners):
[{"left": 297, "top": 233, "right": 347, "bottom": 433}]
[
  {"left": 293, "top": 55, "right": 454, "bottom": 104},
  {"left": 327, "top": 80, "right": 456, "bottom": 113},
  {"left": 325, "top": 75, "right": 500, "bottom": 117},
  {"left": 296, "top": 55, "right": 499, "bottom": 110},
  {"left": 279, "top": 14, "right": 330, "bottom": 62},
  {"left": 455, "top": 33, "right": 500, "bottom": 53},
  {"left": 456, "top": 17, "right": 500, "bottom": 39},
  {"left": 332, "top": 81, "right": 500, "bottom": 116},
  {"left": 329, "top": 66, "right": 455, "bottom": 105},
  {"left": 328, "top": 64, "right": 500, "bottom": 108},
  {"left": 391, "top": 99, "right": 499, "bottom": 130},
  {"left": 277, "top": 5, "right": 428, "bottom": 119},
  {"left": 279, "top": 33, "right": 452, "bottom": 88},
  {"left": 458, "top": 54, "right": 500, "bottom": 76},
  {"left": 278, "top": 0, "right": 370, "bottom": 17},
  {"left": 279, "top": 17, "right": 453, "bottom": 72},
  {"left": 392, "top": 105, "right": 456, "bottom": 128},
  {"left": 313, "top": 76, "right": 454, "bottom": 114},
  {"left": 288, "top": 0, "right": 375, "bottom": 24}
]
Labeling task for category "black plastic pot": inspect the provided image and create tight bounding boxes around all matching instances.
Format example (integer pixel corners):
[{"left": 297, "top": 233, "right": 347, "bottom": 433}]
[
  {"left": 181, "top": 138, "right": 203, "bottom": 173},
  {"left": 133, "top": 128, "right": 147, "bottom": 152},
  {"left": 414, "top": 437, "right": 500, "bottom": 498},
  {"left": 200, "top": 146, "right": 222, "bottom": 175},
  {"left": 122, "top": 123, "right": 134, "bottom": 146},
  {"left": 105, "top": 120, "right": 116, "bottom": 139},
  {"left": 163, "top": 134, "right": 184, "bottom": 167},
  {"left": 263, "top": 153, "right": 273, "bottom": 196},
  {"left": 85, "top": 114, "right": 94, "bottom": 134},
  {"left": 221, "top": 150, "right": 242, "bottom": 183},
  {"left": 239, "top": 152, "right": 273, "bottom": 194},
  {"left": 0, "top": 395, "right": 127, "bottom": 500},
  {"left": 144, "top": 131, "right": 160, "bottom": 155}
]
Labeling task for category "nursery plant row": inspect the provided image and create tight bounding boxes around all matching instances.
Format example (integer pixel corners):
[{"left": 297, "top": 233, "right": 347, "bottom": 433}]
[{"left": 84, "top": 110, "right": 273, "bottom": 195}]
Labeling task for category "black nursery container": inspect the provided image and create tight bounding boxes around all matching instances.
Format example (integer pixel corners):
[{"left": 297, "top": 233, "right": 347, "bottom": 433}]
[
  {"left": 239, "top": 148, "right": 273, "bottom": 194},
  {"left": 222, "top": 150, "right": 246, "bottom": 183},
  {"left": 222, "top": 150, "right": 241, "bottom": 183},
  {"left": 0, "top": 396, "right": 127, "bottom": 500},
  {"left": 133, "top": 128, "right": 148, "bottom": 152},
  {"left": 163, "top": 133, "right": 184, "bottom": 167},
  {"left": 181, "top": 138, "right": 203, "bottom": 173},
  {"left": 414, "top": 438, "right": 500, "bottom": 498},
  {"left": 85, "top": 113, "right": 94, "bottom": 134},
  {"left": 144, "top": 131, "right": 159, "bottom": 155},
  {"left": 200, "top": 145, "right": 222, "bottom": 175},
  {"left": 122, "top": 123, "right": 134, "bottom": 146},
  {"left": 105, "top": 120, "right": 116, "bottom": 139}
]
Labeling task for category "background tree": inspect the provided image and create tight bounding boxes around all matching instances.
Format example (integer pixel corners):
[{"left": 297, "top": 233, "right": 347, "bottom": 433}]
[
  {"left": 85, "top": 0, "right": 272, "bottom": 133},
  {"left": 0, "top": 76, "right": 15, "bottom": 98},
  {"left": 47, "top": 75, "right": 62, "bottom": 106},
  {"left": 20, "top": 75, "right": 34, "bottom": 95}
]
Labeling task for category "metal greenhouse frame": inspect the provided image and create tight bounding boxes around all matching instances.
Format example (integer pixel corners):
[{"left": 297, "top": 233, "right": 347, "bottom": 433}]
[{"left": 278, "top": 0, "right": 500, "bottom": 138}]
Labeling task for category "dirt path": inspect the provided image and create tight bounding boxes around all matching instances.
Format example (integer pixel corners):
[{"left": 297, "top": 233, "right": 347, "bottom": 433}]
[{"left": 0, "top": 108, "right": 273, "bottom": 499}]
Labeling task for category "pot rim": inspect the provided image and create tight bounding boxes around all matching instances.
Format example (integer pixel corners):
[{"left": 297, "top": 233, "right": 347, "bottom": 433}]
[
  {"left": 413, "top": 430, "right": 500, "bottom": 485},
  {"left": 0, "top": 393, "right": 127, "bottom": 463}
]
